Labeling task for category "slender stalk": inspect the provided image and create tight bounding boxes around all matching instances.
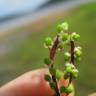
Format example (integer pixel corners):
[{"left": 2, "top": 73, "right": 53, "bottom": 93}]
[
  {"left": 70, "top": 41, "right": 75, "bottom": 65},
  {"left": 49, "top": 36, "right": 60, "bottom": 96},
  {"left": 69, "top": 40, "right": 75, "bottom": 84},
  {"left": 65, "top": 40, "right": 75, "bottom": 96}
]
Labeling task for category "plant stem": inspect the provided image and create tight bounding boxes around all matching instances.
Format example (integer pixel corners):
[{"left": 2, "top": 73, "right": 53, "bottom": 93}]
[
  {"left": 49, "top": 36, "right": 60, "bottom": 96},
  {"left": 69, "top": 40, "right": 75, "bottom": 84},
  {"left": 70, "top": 41, "right": 75, "bottom": 65},
  {"left": 50, "top": 36, "right": 59, "bottom": 61},
  {"left": 49, "top": 36, "right": 75, "bottom": 96},
  {"left": 65, "top": 40, "right": 75, "bottom": 96}
]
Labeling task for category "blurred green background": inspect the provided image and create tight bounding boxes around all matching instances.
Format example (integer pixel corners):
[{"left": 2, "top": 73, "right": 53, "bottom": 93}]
[{"left": 0, "top": 1, "right": 96, "bottom": 96}]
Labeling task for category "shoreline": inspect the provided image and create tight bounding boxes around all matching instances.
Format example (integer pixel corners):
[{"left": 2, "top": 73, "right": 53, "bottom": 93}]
[{"left": 0, "top": 0, "right": 91, "bottom": 35}]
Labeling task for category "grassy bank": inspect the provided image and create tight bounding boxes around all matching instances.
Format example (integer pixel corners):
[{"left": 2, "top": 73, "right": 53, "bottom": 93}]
[{"left": 0, "top": 1, "right": 96, "bottom": 96}]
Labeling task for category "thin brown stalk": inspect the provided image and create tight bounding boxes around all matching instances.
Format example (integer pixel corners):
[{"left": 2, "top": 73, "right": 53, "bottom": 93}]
[{"left": 49, "top": 36, "right": 60, "bottom": 96}]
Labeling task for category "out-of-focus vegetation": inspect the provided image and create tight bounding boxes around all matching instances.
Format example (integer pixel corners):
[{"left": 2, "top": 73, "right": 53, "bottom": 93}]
[{"left": 0, "top": 1, "right": 96, "bottom": 96}]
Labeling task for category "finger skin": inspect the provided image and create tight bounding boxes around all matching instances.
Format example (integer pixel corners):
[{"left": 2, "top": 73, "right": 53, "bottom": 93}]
[
  {"left": 0, "top": 68, "right": 71, "bottom": 96},
  {"left": 0, "top": 69, "right": 52, "bottom": 96},
  {"left": 88, "top": 93, "right": 96, "bottom": 96}
]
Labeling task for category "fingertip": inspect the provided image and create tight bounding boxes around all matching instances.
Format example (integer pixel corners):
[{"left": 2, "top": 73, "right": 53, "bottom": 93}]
[{"left": 0, "top": 68, "right": 52, "bottom": 96}]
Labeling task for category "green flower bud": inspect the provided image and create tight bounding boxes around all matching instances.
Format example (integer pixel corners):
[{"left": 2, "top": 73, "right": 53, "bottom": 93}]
[
  {"left": 76, "top": 46, "right": 82, "bottom": 50},
  {"left": 61, "top": 33, "right": 69, "bottom": 42},
  {"left": 71, "top": 69, "right": 79, "bottom": 78},
  {"left": 75, "top": 48, "right": 82, "bottom": 57},
  {"left": 75, "top": 46, "right": 82, "bottom": 51},
  {"left": 66, "top": 66, "right": 73, "bottom": 73},
  {"left": 65, "top": 63, "right": 75, "bottom": 69},
  {"left": 56, "top": 70, "right": 63, "bottom": 81},
  {"left": 49, "top": 67, "right": 56, "bottom": 75},
  {"left": 57, "top": 42, "right": 64, "bottom": 51},
  {"left": 56, "top": 22, "right": 69, "bottom": 32},
  {"left": 64, "top": 52, "right": 70, "bottom": 61},
  {"left": 64, "top": 71, "right": 69, "bottom": 80},
  {"left": 66, "top": 84, "right": 73, "bottom": 93},
  {"left": 56, "top": 24, "right": 63, "bottom": 32},
  {"left": 44, "top": 58, "right": 51, "bottom": 65},
  {"left": 45, "top": 37, "right": 52, "bottom": 47},
  {"left": 44, "top": 74, "right": 51, "bottom": 82},
  {"left": 76, "top": 57, "right": 81, "bottom": 62},
  {"left": 62, "top": 22, "right": 69, "bottom": 31},
  {"left": 60, "top": 86, "right": 66, "bottom": 93},
  {"left": 71, "top": 32, "right": 80, "bottom": 41},
  {"left": 49, "top": 82, "right": 56, "bottom": 90}
]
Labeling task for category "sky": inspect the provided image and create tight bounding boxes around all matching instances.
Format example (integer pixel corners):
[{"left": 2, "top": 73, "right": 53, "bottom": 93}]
[{"left": 0, "top": 0, "right": 48, "bottom": 17}]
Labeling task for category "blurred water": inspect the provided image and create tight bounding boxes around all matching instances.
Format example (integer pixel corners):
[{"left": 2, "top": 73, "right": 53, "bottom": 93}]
[
  {"left": 0, "top": 0, "right": 91, "bottom": 32},
  {"left": 0, "top": 0, "right": 48, "bottom": 18}
]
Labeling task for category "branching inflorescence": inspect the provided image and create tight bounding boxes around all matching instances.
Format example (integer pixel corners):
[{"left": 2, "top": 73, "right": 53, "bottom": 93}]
[{"left": 44, "top": 22, "right": 82, "bottom": 96}]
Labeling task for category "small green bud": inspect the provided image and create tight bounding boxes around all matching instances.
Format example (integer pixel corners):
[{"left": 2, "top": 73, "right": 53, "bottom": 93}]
[
  {"left": 61, "top": 33, "right": 69, "bottom": 42},
  {"left": 75, "top": 47, "right": 82, "bottom": 61},
  {"left": 64, "top": 71, "right": 69, "bottom": 79},
  {"left": 56, "top": 70, "right": 63, "bottom": 81},
  {"left": 64, "top": 52, "right": 70, "bottom": 61},
  {"left": 45, "top": 37, "right": 52, "bottom": 47},
  {"left": 75, "top": 46, "right": 82, "bottom": 51},
  {"left": 65, "top": 63, "right": 75, "bottom": 69},
  {"left": 60, "top": 86, "right": 66, "bottom": 93},
  {"left": 71, "top": 32, "right": 80, "bottom": 41},
  {"left": 71, "top": 69, "right": 79, "bottom": 78},
  {"left": 57, "top": 42, "right": 64, "bottom": 51},
  {"left": 65, "top": 66, "right": 73, "bottom": 73},
  {"left": 56, "top": 24, "right": 63, "bottom": 32},
  {"left": 44, "top": 58, "right": 51, "bottom": 65},
  {"left": 62, "top": 22, "right": 69, "bottom": 31},
  {"left": 75, "top": 48, "right": 82, "bottom": 57},
  {"left": 76, "top": 46, "right": 82, "bottom": 51},
  {"left": 44, "top": 74, "right": 51, "bottom": 82},
  {"left": 49, "top": 82, "right": 56, "bottom": 90},
  {"left": 76, "top": 57, "right": 81, "bottom": 62},
  {"left": 66, "top": 84, "right": 73, "bottom": 93},
  {"left": 49, "top": 67, "right": 56, "bottom": 75},
  {"left": 56, "top": 22, "right": 69, "bottom": 32}
]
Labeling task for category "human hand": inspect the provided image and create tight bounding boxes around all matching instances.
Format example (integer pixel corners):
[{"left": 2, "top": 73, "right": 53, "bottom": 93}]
[
  {"left": 88, "top": 93, "right": 96, "bottom": 96},
  {"left": 0, "top": 68, "right": 73, "bottom": 96}
]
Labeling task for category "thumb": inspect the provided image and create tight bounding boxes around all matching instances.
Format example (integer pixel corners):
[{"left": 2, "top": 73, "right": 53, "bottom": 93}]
[{"left": 0, "top": 69, "right": 52, "bottom": 96}]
